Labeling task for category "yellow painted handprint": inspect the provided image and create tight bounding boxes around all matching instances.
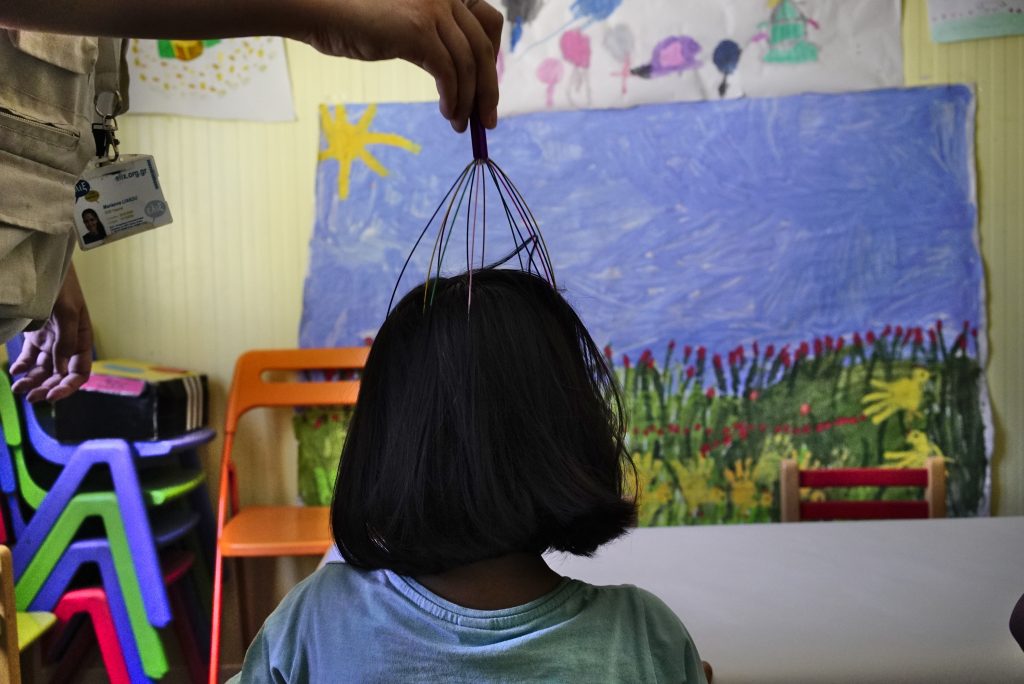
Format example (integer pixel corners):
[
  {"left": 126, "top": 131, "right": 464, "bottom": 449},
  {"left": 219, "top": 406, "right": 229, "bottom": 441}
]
[
  {"left": 724, "top": 458, "right": 768, "bottom": 517},
  {"left": 862, "top": 368, "right": 930, "bottom": 425},
  {"left": 670, "top": 456, "right": 725, "bottom": 516},
  {"left": 883, "top": 430, "right": 948, "bottom": 469}
]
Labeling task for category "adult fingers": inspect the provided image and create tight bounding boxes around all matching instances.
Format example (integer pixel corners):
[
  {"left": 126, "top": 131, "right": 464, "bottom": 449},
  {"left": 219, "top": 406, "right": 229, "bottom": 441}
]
[
  {"left": 50, "top": 307, "right": 79, "bottom": 377},
  {"left": 9, "top": 336, "right": 42, "bottom": 375},
  {"left": 437, "top": 13, "right": 476, "bottom": 132},
  {"left": 45, "top": 369, "right": 88, "bottom": 402},
  {"left": 47, "top": 309, "right": 94, "bottom": 401},
  {"left": 454, "top": 1, "right": 500, "bottom": 128},
  {"left": 11, "top": 364, "right": 51, "bottom": 395},
  {"left": 27, "top": 372, "right": 63, "bottom": 403},
  {"left": 416, "top": 30, "right": 460, "bottom": 124},
  {"left": 468, "top": 1, "right": 503, "bottom": 67}
]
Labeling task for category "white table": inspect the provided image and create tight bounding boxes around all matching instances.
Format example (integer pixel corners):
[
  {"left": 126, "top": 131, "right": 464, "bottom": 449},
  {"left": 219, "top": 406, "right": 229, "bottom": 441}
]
[{"left": 545, "top": 517, "right": 1024, "bottom": 683}]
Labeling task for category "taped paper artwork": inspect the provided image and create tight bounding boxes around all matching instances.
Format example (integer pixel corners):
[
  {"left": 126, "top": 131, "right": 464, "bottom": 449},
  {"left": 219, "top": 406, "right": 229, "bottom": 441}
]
[
  {"left": 127, "top": 37, "right": 294, "bottom": 121},
  {"left": 496, "top": 0, "right": 904, "bottom": 114},
  {"left": 928, "top": 0, "right": 1024, "bottom": 43},
  {"left": 301, "top": 86, "right": 989, "bottom": 525}
]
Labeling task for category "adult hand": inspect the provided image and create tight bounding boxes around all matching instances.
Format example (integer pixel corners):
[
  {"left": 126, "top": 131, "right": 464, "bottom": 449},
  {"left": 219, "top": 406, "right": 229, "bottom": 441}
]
[
  {"left": 303, "top": 0, "right": 503, "bottom": 132},
  {"left": 10, "top": 264, "right": 93, "bottom": 403}
]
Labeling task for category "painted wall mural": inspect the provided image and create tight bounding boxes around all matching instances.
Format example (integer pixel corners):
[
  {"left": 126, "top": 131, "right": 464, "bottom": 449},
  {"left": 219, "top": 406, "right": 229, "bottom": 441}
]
[
  {"left": 300, "top": 86, "right": 988, "bottom": 524},
  {"left": 495, "top": 0, "right": 903, "bottom": 114}
]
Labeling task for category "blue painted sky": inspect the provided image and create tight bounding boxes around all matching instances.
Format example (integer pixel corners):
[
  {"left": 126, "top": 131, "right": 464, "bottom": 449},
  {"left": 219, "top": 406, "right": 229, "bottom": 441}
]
[{"left": 301, "top": 86, "right": 980, "bottom": 360}]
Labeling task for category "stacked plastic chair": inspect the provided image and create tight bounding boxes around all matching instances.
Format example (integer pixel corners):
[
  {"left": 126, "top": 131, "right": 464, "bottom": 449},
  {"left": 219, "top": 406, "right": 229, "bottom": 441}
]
[{"left": 2, "top": 337, "right": 216, "bottom": 683}]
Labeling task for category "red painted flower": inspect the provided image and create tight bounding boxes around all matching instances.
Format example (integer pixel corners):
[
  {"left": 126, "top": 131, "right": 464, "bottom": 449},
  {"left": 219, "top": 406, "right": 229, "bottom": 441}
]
[
  {"left": 866, "top": 331, "right": 877, "bottom": 345},
  {"left": 697, "top": 347, "right": 707, "bottom": 362},
  {"left": 753, "top": 341, "right": 760, "bottom": 356},
  {"left": 936, "top": 319, "right": 944, "bottom": 333},
  {"left": 928, "top": 329, "right": 937, "bottom": 344},
  {"left": 604, "top": 344, "right": 613, "bottom": 360},
  {"left": 684, "top": 345, "right": 693, "bottom": 360},
  {"left": 800, "top": 402, "right": 811, "bottom": 416},
  {"left": 798, "top": 341, "right": 809, "bottom": 358},
  {"left": 836, "top": 337, "right": 845, "bottom": 352},
  {"left": 813, "top": 339, "right": 823, "bottom": 357},
  {"left": 882, "top": 325, "right": 892, "bottom": 337},
  {"left": 668, "top": 339, "right": 677, "bottom": 352},
  {"left": 853, "top": 332, "right": 863, "bottom": 347},
  {"left": 825, "top": 335, "right": 834, "bottom": 351},
  {"left": 686, "top": 366, "right": 696, "bottom": 379},
  {"left": 914, "top": 329, "right": 923, "bottom": 345},
  {"left": 706, "top": 387, "right": 716, "bottom": 399},
  {"left": 713, "top": 354, "right": 723, "bottom": 370},
  {"left": 622, "top": 354, "right": 631, "bottom": 369},
  {"left": 748, "top": 390, "right": 760, "bottom": 402},
  {"left": 765, "top": 344, "right": 775, "bottom": 359}
]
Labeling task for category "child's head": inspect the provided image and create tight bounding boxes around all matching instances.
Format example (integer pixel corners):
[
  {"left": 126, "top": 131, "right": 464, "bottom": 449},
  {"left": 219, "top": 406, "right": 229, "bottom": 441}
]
[{"left": 332, "top": 269, "right": 636, "bottom": 575}]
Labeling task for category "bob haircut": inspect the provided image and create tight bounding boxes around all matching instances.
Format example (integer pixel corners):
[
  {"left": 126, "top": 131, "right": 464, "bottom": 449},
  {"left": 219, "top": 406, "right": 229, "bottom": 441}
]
[{"left": 331, "top": 269, "right": 637, "bottom": 576}]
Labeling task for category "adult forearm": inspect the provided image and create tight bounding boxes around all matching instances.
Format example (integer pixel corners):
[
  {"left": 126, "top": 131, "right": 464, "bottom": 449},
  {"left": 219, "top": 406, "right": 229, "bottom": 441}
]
[{"left": 0, "top": 0, "right": 317, "bottom": 42}]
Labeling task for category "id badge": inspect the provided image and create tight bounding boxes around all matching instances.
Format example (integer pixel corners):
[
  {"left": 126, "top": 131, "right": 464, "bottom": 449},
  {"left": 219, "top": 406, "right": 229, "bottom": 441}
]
[{"left": 73, "top": 155, "right": 173, "bottom": 250}]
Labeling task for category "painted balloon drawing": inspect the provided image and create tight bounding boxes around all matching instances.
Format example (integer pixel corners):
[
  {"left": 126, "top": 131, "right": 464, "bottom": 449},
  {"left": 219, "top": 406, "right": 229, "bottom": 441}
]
[
  {"left": 503, "top": 0, "right": 545, "bottom": 51},
  {"left": 713, "top": 40, "right": 742, "bottom": 97},
  {"left": 560, "top": 29, "right": 592, "bottom": 105},
  {"left": 603, "top": 24, "right": 634, "bottom": 95},
  {"left": 536, "top": 57, "right": 565, "bottom": 108},
  {"left": 631, "top": 36, "right": 702, "bottom": 79},
  {"left": 494, "top": 0, "right": 900, "bottom": 114}
]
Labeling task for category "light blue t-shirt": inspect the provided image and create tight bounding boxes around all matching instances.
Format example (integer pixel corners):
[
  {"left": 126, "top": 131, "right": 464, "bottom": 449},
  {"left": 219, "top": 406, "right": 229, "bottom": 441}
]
[{"left": 230, "top": 562, "right": 706, "bottom": 683}]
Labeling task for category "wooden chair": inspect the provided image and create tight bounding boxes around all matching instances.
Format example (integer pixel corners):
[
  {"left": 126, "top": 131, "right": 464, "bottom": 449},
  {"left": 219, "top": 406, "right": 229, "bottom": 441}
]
[
  {"left": 779, "top": 458, "right": 946, "bottom": 522},
  {"left": 1, "top": 545, "right": 56, "bottom": 684},
  {"left": 210, "top": 348, "right": 367, "bottom": 684}
]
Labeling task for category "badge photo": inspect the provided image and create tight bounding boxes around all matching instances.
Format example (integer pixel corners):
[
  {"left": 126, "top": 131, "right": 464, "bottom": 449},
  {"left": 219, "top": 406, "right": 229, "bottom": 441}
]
[{"left": 73, "top": 154, "right": 173, "bottom": 250}]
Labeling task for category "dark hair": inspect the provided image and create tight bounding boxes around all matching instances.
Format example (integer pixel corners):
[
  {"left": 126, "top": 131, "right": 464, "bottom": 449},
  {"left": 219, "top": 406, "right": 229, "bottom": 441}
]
[{"left": 332, "top": 269, "right": 636, "bottom": 575}]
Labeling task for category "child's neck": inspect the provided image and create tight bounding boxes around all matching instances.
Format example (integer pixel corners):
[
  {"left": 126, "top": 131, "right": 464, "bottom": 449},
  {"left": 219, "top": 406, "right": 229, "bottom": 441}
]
[{"left": 415, "top": 552, "right": 563, "bottom": 610}]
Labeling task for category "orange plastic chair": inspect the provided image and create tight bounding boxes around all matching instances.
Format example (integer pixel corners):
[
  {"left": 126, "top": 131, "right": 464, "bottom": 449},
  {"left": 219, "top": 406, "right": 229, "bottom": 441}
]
[
  {"left": 209, "top": 348, "right": 367, "bottom": 684},
  {"left": 779, "top": 457, "right": 946, "bottom": 522}
]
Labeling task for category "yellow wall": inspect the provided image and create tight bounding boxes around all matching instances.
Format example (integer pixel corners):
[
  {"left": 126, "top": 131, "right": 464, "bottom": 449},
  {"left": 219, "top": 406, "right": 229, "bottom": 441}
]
[{"left": 71, "top": 0, "right": 1022, "bottom": 657}]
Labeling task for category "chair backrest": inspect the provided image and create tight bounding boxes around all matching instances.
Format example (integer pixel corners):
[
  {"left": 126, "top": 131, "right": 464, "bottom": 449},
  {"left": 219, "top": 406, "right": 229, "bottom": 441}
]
[
  {"left": 224, "top": 348, "right": 369, "bottom": 435},
  {"left": 0, "top": 545, "right": 20, "bottom": 684},
  {"left": 779, "top": 458, "right": 946, "bottom": 522}
]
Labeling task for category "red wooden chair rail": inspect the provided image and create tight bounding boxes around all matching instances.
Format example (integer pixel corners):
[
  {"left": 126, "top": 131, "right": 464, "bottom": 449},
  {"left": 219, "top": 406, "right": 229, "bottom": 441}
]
[{"left": 780, "top": 458, "right": 946, "bottom": 522}]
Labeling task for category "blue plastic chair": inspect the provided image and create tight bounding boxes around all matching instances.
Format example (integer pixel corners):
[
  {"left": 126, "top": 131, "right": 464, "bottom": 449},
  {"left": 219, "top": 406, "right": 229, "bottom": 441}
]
[
  {"left": 1, "top": 433, "right": 205, "bottom": 681},
  {"left": 7, "top": 336, "right": 217, "bottom": 572}
]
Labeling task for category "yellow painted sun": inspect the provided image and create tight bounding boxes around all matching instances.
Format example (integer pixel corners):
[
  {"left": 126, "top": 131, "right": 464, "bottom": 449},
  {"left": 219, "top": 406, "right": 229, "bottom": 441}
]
[{"left": 318, "top": 103, "right": 422, "bottom": 201}]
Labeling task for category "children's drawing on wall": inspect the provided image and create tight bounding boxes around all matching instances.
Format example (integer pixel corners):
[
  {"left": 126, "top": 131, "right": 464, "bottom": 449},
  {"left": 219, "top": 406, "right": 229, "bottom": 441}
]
[
  {"left": 317, "top": 104, "right": 421, "bottom": 201},
  {"left": 128, "top": 37, "right": 294, "bottom": 121},
  {"left": 712, "top": 40, "right": 742, "bottom": 97},
  {"left": 753, "top": 0, "right": 820, "bottom": 64},
  {"left": 630, "top": 36, "right": 702, "bottom": 81},
  {"left": 603, "top": 25, "right": 634, "bottom": 95},
  {"left": 301, "top": 86, "right": 989, "bottom": 526},
  {"left": 928, "top": 0, "right": 1024, "bottom": 43},
  {"left": 495, "top": 0, "right": 902, "bottom": 114},
  {"left": 560, "top": 30, "right": 592, "bottom": 105},
  {"left": 536, "top": 58, "right": 564, "bottom": 108}
]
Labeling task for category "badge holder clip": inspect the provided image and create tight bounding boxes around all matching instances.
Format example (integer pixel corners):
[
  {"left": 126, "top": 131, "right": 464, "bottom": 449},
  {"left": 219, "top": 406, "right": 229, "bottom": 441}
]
[{"left": 74, "top": 91, "right": 173, "bottom": 250}]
